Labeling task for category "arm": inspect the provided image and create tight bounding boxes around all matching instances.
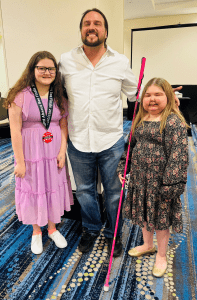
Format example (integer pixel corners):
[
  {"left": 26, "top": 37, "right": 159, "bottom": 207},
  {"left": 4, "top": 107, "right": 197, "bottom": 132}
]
[
  {"left": 172, "top": 86, "right": 182, "bottom": 107},
  {"left": 57, "top": 117, "right": 68, "bottom": 168},
  {"left": 160, "top": 115, "right": 189, "bottom": 199},
  {"left": 9, "top": 103, "right": 26, "bottom": 178},
  {"left": 122, "top": 60, "right": 144, "bottom": 102},
  {"left": 117, "top": 135, "right": 137, "bottom": 184},
  {"left": 117, "top": 147, "right": 127, "bottom": 184}
]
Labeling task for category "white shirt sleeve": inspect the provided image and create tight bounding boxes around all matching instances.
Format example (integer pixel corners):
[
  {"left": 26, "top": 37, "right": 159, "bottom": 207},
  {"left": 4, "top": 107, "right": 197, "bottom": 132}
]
[{"left": 122, "top": 60, "right": 143, "bottom": 102}]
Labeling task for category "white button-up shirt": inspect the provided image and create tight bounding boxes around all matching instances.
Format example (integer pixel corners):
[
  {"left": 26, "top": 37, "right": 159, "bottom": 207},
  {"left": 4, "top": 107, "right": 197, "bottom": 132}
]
[{"left": 59, "top": 46, "right": 139, "bottom": 153}]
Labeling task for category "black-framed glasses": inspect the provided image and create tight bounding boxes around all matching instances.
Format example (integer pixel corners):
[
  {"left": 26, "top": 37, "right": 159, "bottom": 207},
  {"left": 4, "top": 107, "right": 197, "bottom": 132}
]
[{"left": 35, "top": 66, "right": 56, "bottom": 75}]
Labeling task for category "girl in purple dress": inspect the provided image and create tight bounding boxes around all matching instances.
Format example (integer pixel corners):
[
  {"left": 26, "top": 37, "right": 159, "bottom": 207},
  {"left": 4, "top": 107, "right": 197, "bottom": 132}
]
[
  {"left": 117, "top": 78, "right": 189, "bottom": 277},
  {"left": 4, "top": 51, "right": 73, "bottom": 254}
]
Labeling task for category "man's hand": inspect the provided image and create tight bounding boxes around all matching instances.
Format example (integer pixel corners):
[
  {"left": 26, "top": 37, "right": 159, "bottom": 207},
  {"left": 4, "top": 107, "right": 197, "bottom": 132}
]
[
  {"left": 173, "top": 86, "right": 182, "bottom": 93},
  {"left": 172, "top": 86, "right": 182, "bottom": 107}
]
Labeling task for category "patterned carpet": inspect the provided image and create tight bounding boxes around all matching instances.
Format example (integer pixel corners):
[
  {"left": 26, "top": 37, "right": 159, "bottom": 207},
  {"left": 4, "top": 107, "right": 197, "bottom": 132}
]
[{"left": 0, "top": 124, "right": 197, "bottom": 300}]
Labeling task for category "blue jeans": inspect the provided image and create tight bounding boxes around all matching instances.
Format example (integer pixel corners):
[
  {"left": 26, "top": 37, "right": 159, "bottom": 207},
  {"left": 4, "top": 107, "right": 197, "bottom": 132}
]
[{"left": 67, "top": 136, "right": 125, "bottom": 238}]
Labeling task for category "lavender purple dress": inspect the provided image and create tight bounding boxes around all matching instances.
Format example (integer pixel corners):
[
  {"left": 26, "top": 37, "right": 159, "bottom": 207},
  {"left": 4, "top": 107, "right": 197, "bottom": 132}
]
[{"left": 13, "top": 87, "right": 73, "bottom": 226}]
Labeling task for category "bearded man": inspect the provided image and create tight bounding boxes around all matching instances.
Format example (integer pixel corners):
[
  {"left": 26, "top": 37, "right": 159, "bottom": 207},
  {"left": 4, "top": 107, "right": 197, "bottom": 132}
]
[{"left": 59, "top": 8, "right": 139, "bottom": 256}]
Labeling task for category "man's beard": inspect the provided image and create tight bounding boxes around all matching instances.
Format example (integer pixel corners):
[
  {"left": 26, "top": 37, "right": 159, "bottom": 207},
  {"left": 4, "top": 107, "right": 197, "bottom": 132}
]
[{"left": 82, "top": 34, "right": 106, "bottom": 47}]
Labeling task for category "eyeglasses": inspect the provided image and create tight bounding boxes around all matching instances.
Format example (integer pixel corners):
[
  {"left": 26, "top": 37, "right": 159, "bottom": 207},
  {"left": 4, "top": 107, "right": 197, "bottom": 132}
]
[{"left": 35, "top": 66, "right": 56, "bottom": 75}]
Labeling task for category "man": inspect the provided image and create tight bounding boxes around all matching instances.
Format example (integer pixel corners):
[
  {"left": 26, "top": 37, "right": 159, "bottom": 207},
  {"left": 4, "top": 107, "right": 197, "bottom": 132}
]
[{"left": 59, "top": 8, "right": 141, "bottom": 257}]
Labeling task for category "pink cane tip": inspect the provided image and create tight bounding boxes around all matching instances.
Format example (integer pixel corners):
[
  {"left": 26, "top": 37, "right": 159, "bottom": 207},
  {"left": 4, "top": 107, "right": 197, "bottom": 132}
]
[{"left": 104, "top": 284, "right": 109, "bottom": 292}]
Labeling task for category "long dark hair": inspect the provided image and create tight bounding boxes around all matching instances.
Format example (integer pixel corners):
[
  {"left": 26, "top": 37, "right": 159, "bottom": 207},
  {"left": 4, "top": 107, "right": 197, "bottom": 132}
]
[{"left": 4, "top": 51, "right": 65, "bottom": 115}]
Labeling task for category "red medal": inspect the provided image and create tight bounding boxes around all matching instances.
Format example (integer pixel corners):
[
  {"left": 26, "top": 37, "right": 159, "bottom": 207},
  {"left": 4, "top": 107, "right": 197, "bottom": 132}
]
[
  {"left": 42, "top": 132, "right": 53, "bottom": 143},
  {"left": 31, "top": 84, "right": 54, "bottom": 143}
]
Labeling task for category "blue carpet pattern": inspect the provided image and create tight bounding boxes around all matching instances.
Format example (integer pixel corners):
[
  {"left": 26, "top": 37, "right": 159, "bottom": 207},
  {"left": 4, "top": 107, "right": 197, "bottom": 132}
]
[{"left": 0, "top": 122, "right": 196, "bottom": 300}]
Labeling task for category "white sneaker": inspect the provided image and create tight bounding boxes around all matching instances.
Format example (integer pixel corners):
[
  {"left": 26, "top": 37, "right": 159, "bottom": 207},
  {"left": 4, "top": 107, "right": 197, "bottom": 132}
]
[
  {"left": 31, "top": 234, "right": 43, "bottom": 254},
  {"left": 48, "top": 230, "right": 67, "bottom": 248}
]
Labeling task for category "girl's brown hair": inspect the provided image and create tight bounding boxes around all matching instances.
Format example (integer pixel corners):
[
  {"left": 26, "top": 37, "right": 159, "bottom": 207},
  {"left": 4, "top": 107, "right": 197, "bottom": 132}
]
[
  {"left": 3, "top": 51, "right": 65, "bottom": 115},
  {"left": 132, "top": 77, "right": 189, "bottom": 134}
]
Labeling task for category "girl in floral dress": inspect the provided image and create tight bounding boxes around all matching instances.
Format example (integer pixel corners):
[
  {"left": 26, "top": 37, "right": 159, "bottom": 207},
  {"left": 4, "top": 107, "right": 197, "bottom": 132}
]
[
  {"left": 117, "top": 78, "right": 189, "bottom": 277},
  {"left": 4, "top": 51, "right": 73, "bottom": 254}
]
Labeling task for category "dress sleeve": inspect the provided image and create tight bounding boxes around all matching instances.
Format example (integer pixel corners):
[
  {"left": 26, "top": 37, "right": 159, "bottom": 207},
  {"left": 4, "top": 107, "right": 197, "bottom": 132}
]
[
  {"left": 13, "top": 92, "right": 24, "bottom": 108},
  {"left": 116, "top": 134, "right": 136, "bottom": 176},
  {"left": 159, "top": 114, "right": 189, "bottom": 199}
]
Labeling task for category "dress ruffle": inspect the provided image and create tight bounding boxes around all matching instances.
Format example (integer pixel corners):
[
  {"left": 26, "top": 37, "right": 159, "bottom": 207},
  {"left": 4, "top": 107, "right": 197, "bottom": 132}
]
[
  {"left": 123, "top": 183, "right": 183, "bottom": 233},
  {"left": 15, "top": 157, "right": 73, "bottom": 226}
]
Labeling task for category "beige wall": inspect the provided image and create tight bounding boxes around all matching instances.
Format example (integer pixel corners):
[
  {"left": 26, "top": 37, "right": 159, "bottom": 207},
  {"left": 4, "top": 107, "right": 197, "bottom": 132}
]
[
  {"left": 0, "top": 37, "right": 8, "bottom": 97},
  {"left": 0, "top": 0, "right": 123, "bottom": 90},
  {"left": 97, "top": 0, "right": 124, "bottom": 53},
  {"left": 0, "top": 5, "right": 8, "bottom": 98}
]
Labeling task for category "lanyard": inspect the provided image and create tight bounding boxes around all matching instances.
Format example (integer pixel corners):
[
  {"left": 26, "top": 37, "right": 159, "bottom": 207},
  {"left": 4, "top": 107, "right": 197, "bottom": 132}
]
[{"left": 31, "top": 83, "right": 54, "bottom": 130}]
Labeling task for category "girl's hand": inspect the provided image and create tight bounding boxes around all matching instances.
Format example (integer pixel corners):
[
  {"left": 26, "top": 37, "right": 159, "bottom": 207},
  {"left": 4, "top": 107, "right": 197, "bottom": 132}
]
[
  {"left": 14, "top": 163, "right": 26, "bottom": 178},
  {"left": 57, "top": 152, "right": 65, "bottom": 168},
  {"left": 118, "top": 173, "right": 125, "bottom": 184}
]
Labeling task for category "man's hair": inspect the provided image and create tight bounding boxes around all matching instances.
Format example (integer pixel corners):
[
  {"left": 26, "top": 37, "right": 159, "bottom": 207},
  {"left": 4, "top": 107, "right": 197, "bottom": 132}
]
[{"left": 79, "top": 8, "right": 108, "bottom": 38}]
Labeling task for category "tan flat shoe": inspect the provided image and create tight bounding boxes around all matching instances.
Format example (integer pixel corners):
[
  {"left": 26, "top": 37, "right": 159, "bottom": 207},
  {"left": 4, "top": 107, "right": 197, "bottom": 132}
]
[
  {"left": 152, "top": 261, "right": 167, "bottom": 277},
  {"left": 128, "top": 245, "right": 156, "bottom": 257}
]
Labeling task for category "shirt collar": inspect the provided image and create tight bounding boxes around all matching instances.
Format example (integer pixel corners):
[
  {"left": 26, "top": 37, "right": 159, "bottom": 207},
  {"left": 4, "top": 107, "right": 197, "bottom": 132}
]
[{"left": 77, "top": 44, "right": 115, "bottom": 56}]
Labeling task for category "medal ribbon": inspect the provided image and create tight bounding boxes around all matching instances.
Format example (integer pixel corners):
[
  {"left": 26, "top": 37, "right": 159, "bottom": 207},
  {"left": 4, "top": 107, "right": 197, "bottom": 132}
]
[{"left": 31, "top": 83, "right": 54, "bottom": 130}]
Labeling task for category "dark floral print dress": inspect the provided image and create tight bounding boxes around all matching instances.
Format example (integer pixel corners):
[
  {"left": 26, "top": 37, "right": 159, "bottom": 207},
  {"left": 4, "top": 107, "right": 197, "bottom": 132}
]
[{"left": 117, "top": 114, "right": 189, "bottom": 233}]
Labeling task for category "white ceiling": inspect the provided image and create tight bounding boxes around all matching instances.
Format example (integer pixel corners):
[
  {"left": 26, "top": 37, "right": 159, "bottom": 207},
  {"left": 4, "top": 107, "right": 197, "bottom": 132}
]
[{"left": 124, "top": 0, "right": 197, "bottom": 19}]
